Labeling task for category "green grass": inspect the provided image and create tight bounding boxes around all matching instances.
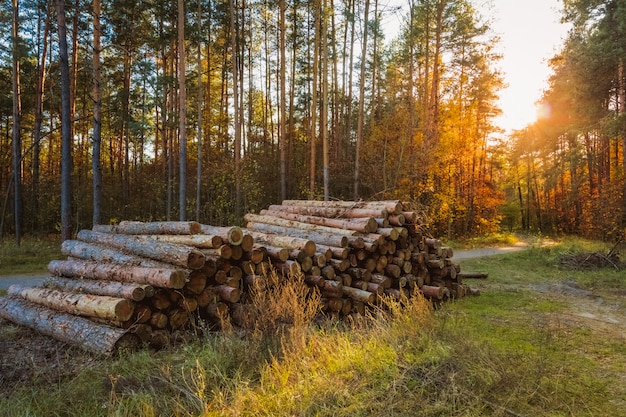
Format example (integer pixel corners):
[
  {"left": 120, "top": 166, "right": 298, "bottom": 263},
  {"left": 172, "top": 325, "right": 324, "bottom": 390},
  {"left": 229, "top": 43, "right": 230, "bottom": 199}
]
[
  {"left": 0, "top": 235, "right": 62, "bottom": 275},
  {"left": 1, "top": 236, "right": 625, "bottom": 416}
]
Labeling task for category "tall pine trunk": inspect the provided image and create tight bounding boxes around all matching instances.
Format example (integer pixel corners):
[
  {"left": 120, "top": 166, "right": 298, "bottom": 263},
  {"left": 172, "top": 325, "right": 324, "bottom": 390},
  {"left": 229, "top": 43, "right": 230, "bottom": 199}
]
[
  {"left": 178, "top": 0, "right": 187, "bottom": 220},
  {"left": 12, "top": 0, "right": 22, "bottom": 244},
  {"left": 56, "top": 0, "right": 73, "bottom": 241},
  {"left": 92, "top": 0, "right": 103, "bottom": 226}
]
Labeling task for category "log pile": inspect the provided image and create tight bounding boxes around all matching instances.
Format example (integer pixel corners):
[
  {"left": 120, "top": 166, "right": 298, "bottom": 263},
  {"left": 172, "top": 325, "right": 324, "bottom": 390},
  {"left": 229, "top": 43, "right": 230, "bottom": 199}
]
[{"left": 0, "top": 201, "right": 478, "bottom": 355}]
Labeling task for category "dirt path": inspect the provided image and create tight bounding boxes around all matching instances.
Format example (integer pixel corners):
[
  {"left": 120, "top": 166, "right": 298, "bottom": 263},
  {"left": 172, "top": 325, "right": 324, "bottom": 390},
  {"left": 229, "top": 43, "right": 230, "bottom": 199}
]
[{"left": 0, "top": 273, "right": 47, "bottom": 290}]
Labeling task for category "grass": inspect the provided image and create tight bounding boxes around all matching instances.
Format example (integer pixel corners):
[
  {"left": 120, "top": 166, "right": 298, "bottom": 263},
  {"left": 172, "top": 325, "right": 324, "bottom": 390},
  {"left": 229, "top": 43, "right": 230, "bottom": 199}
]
[
  {"left": 0, "top": 235, "right": 62, "bottom": 275},
  {"left": 1, "top": 237, "right": 625, "bottom": 416}
]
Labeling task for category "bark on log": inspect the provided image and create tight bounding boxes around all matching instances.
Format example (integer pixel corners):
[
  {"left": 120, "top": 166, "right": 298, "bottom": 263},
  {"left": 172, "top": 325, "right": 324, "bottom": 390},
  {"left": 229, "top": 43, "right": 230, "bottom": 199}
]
[
  {"left": 255, "top": 211, "right": 377, "bottom": 233},
  {"left": 8, "top": 285, "right": 135, "bottom": 322},
  {"left": 0, "top": 297, "right": 138, "bottom": 356},
  {"left": 247, "top": 231, "right": 317, "bottom": 256},
  {"left": 77, "top": 230, "right": 205, "bottom": 270},
  {"left": 280, "top": 199, "right": 402, "bottom": 214},
  {"left": 199, "top": 225, "right": 244, "bottom": 246},
  {"left": 254, "top": 243, "right": 289, "bottom": 262},
  {"left": 44, "top": 276, "right": 151, "bottom": 302},
  {"left": 138, "top": 234, "right": 223, "bottom": 249},
  {"left": 246, "top": 223, "right": 348, "bottom": 248},
  {"left": 266, "top": 205, "right": 387, "bottom": 219},
  {"left": 421, "top": 285, "right": 445, "bottom": 300},
  {"left": 342, "top": 286, "right": 375, "bottom": 304},
  {"left": 48, "top": 259, "right": 187, "bottom": 289},
  {"left": 94, "top": 221, "right": 202, "bottom": 235}
]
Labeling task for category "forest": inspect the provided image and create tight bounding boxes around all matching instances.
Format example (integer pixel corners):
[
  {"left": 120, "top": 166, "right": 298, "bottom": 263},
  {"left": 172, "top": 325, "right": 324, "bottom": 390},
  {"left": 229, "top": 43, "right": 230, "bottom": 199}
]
[{"left": 0, "top": 0, "right": 624, "bottom": 242}]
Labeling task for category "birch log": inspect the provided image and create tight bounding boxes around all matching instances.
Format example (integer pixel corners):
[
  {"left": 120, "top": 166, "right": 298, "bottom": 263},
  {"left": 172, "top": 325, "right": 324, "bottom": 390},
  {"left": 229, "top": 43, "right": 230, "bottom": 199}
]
[
  {"left": 48, "top": 259, "right": 188, "bottom": 289},
  {"left": 44, "top": 276, "right": 151, "bottom": 302},
  {"left": 8, "top": 285, "right": 135, "bottom": 322},
  {"left": 0, "top": 297, "right": 138, "bottom": 355},
  {"left": 76, "top": 230, "right": 205, "bottom": 270}
]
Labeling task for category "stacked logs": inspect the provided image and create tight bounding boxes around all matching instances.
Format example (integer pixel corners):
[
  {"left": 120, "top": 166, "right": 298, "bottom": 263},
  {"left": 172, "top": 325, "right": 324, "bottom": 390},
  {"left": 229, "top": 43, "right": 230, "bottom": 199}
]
[{"left": 0, "top": 200, "right": 478, "bottom": 355}]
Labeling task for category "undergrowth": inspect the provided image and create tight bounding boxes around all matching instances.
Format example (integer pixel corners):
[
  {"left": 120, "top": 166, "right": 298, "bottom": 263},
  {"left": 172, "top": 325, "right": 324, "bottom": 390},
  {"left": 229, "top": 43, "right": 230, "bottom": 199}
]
[
  {"left": 1, "top": 237, "right": 625, "bottom": 416},
  {"left": 0, "top": 235, "right": 62, "bottom": 275}
]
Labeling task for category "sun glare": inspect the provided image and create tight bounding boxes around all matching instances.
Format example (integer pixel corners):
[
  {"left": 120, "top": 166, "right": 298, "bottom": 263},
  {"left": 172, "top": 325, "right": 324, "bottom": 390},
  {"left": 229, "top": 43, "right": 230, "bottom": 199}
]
[{"left": 489, "top": 0, "right": 570, "bottom": 133}]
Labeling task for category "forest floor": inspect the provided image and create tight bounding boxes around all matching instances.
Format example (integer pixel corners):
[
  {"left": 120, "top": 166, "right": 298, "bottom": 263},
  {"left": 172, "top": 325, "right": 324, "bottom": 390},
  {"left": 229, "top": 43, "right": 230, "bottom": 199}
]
[{"left": 1, "top": 239, "right": 625, "bottom": 414}]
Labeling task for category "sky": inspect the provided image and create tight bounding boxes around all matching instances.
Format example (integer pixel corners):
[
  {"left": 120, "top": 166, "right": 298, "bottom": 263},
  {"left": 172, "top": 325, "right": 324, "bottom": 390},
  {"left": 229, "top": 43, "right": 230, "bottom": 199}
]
[
  {"left": 383, "top": 0, "right": 572, "bottom": 134},
  {"left": 488, "top": 0, "right": 571, "bottom": 133}
]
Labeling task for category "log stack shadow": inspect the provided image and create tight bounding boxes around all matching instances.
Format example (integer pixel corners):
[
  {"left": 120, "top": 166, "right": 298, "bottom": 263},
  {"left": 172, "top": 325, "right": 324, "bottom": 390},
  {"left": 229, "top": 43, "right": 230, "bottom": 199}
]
[{"left": 0, "top": 200, "right": 479, "bottom": 355}]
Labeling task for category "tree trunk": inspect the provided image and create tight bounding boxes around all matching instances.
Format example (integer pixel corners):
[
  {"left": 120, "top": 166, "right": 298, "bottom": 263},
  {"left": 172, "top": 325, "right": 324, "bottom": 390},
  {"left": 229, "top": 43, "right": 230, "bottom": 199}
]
[
  {"left": 56, "top": 0, "right": 73, "bottom": 241},
  {"left": 48, "top": 258, "right": 187, "bottom": 289},
  {"left": 44, "top": 276, "right": 152, "bottom": 302},
  {"left": 12, "top": 0, "right": 22, "bottom": 245},
  {"left": 0, "top": 297, "right": 138, "bottom": 355},
  {"left": 178, "top": 0, "right": 187, "bottom": 220},
  {"left": 256, "top": 211, "right": 377, "bottom": 233},
  {"left": 354, "top": 0, "right": 369, "bottom": 200},
  {"left": 92, "top": 0, "right": 103, "bottom": 226},
  {"left": 128, "top": 234, "right": 223, "bottom": 249},
  {"left": 8, "top": 285, "right": 135, "bottom": 322},
  {"left": 76, "top": 230, "right": 206, "bottom": 270}
]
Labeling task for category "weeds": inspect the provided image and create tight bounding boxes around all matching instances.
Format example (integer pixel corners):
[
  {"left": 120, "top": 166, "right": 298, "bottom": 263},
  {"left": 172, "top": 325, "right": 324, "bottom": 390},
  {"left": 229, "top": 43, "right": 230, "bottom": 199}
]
[{"left": 0, "top": 235, "right": 62, "bottom": 275}]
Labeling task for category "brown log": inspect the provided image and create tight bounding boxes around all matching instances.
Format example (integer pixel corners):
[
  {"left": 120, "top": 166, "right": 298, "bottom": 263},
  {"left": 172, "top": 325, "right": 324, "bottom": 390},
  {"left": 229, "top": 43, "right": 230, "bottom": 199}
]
[
  {"left": 402, "top": 211, "right": 418, "bottom": 224},
  {"left": 149, "top": 311, "right": 169, "bottom": 329},
  {"left": 247, "top": 231, "right": 316, "bottom": 256},
  {"left": 200, "top": 225, "right": 244, "bottom": 246},
  {"left": 184, "top": 271, "right": 207, "bottom": 295},
  {"left": 457, "top": 272, "right": 488, "bottom": 279},
  {"left": 266, "top": 204, "right": 387, "bottom": 219},
  {"left": 280, "top": 199, "right": 402, "bottom": 215},
  {"left": 304, "top": 275, "right": 326, "bottom": 288},
  {"left": 202, "top": 245, "right": 232, "bottom": 260},
  {"left": 8, "top": 285, "right": 135, "bottom": 322},
  {"left": 178, "top": 296, "right": 198, "bottom": 312},
  {"left": 230, "top": 245, "right": 243, "bottom": 260},
  {"left": 0, "top": 297, "right": 138, "bottom": 356},
  {"left": 214, "top": 285, "right": 241, "bottom": 303},
  {"left": 321, "top": 297, "right": 343, "bottom": 312},
  {"left": 95, "top": 220, "right": 202, "bottom": 235},
  {"left": 255, "top": 211, "right": 378, "bottom": 233},
  {"left": 342, "top": 286, "right": 375, "bottom": 304},
  {"left": 329, "top": 258, "right": 350, "bottom": 272},
  {"left": 314, "top": 252, "right": 328, "bottom": 266},
  {"left": 133, "top": 304, "right": 152, "bottom": 323},
  {"left": 384, "top": 288, "right": 408, "bottom": 301},
  {"left": 247, "top": 247, "right": 267, "bottom": 264},
  {"left": 387, "top": 214, "right": 405, "bottom": 226},
  {"left": 316, "top": 244, "right": 349, "bottom": 260},
  {"left": 246, "top": 223, "right": 347, "bottom": 248},
  {"left": 240, "top": 234, "right": 255, "bottom": 251},
  {"left": 320, "top": 265, "right": 336, "bottom": 280},
  {"left": 384, "top": 264, "right": 402, "bottom": 278},
  {"left": 76, "top": 230, "right": 205, "bottom": 270},
  {"left": 151, "top": 291, "right": 171, "bottom": 310},
  {"left": 339, "top": 273, "right": 352, "bottom": 287},
  {"left": 196, "top": 287, "right": 218, "bottom": 307},
  {"left": 136, "top": 234, "right": 223, "bottom": 248},
  {"left": 255, "top": 243, "right": 289, "bottom": 262},
  {"left": 346, "top": 267, "right": 371, "bottom": 282},
  {"left": 48, "top": 259, "right": 188, "bottom": 289},
  {"left": 370, "top": 273, "right": 391, "bottom": 289},
  {"left": 168, "top": 309, "right": 189, "bottom": 330},
  {"left": 44, "top": 276, "right": 150, "bottom": 302},
  {"left": 377, "top": 228, "right": 400, "bottom": 241},
  {"left": 421, "top": 285, "right": 445, "bottom": 300}
]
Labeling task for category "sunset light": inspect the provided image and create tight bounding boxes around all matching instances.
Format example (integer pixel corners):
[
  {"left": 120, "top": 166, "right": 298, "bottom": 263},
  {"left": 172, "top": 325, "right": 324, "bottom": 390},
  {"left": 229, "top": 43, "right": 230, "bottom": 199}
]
[{"left": 489, "top": 0, "right": 570, "bottom": 133}]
